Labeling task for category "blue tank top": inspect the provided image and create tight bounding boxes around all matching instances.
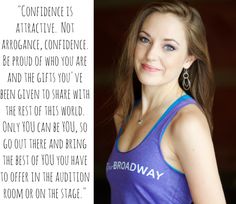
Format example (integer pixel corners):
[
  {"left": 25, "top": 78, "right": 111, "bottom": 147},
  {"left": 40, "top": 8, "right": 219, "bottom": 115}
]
[{"left": 106, "top": 95, "right": 197, "bottom": 204}]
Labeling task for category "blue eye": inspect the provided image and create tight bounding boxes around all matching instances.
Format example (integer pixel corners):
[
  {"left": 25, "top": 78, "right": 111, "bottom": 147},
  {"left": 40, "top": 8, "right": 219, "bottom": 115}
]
[
  {"left": 139, "top": 36, "right": 150, "bottom": 44},
  {"left": 163, "top": 44, "right": 176, "bottom": 51}
]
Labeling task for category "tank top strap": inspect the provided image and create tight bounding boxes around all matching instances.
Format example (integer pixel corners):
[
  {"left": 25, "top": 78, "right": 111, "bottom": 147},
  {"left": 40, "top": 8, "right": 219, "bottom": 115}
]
[{"left": 117, "top": 95, "right": 197, "bottom": 139}]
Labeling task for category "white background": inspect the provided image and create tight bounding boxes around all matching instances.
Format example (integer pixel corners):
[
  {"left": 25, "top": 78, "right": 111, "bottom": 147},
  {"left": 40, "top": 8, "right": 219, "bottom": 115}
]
[{"left": 0, "top": 0, "right": 94, "bottom": 203}]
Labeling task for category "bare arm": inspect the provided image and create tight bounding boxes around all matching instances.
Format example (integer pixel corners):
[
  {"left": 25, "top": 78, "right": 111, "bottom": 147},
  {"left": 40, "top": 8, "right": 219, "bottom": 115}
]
[{"left": 171, "top": 108, "right": 226, "bottom": 204}]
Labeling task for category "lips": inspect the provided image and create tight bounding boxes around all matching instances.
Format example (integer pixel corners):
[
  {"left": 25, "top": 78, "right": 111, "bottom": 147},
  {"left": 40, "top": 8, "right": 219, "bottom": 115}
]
[{"left": 141, "top": 63, "right": 161, "bottom": 72}]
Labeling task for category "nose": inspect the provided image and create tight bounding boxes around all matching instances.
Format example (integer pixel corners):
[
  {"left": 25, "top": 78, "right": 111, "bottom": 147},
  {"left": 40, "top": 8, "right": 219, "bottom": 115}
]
[{"left": 146, "top": 44, "right": 159, "bottom": 62}]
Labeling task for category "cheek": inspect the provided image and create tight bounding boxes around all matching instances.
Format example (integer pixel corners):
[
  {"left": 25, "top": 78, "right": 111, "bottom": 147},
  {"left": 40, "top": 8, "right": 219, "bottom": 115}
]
[
  {"left": 134, "top": 44, "right": 145, "bottom": 61},
  {"left": 161, "top": 54, "right": 186, "bottom": 70}
]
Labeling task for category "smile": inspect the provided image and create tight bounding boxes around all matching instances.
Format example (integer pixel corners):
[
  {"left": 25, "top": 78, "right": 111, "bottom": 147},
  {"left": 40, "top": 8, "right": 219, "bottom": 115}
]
[{"left": 141, "top": 64, "right": 161, "bottom": 72}]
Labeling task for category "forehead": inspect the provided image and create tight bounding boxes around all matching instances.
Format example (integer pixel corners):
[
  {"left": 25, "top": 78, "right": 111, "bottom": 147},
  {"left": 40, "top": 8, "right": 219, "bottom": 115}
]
[{"left": 141, "top": 12, "right": 187, "bottom": 45}]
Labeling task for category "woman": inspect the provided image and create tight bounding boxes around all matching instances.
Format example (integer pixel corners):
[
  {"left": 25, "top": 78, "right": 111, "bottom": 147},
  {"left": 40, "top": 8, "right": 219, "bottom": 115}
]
[{"left": 106, "top": 0, "right": 226, "bottom": 203}]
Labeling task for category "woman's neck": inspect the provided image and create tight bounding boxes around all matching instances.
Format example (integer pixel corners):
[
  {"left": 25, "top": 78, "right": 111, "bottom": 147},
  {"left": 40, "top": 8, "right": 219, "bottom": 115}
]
[{"left": 140, "top": 82, "right": 183, "bottom": 116}]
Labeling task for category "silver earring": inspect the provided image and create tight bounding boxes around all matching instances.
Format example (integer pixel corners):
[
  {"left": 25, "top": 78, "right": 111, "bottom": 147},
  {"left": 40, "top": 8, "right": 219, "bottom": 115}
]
[{"left": 182, "top": 69, "right": 191, "bottom": 90}]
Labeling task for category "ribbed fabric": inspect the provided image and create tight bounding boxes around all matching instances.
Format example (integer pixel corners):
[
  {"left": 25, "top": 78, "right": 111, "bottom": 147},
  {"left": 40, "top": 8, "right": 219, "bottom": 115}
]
[{"left": 106, "top": 95, "right": 196, "bottom": 204}]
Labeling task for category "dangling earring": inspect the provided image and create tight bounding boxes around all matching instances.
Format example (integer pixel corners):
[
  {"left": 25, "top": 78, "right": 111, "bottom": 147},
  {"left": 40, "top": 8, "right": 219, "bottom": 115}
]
[{"left": 182, "top": 68, "right": 191, "bottom": 90}]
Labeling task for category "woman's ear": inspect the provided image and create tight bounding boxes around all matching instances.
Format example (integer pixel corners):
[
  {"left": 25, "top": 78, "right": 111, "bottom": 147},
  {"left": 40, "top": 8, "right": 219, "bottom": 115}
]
[{"left": 183, "top": 55, "right": 196, "bottom": 69}]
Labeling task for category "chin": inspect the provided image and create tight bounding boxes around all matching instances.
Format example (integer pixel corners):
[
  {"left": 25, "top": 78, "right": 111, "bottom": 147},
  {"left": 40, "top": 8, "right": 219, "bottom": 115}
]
[
  {"left": 137, "top": 77, "right": 161, "bottom": 87},
  {"left": 136, "top": 72, "right": 161, "bottom": 86}
]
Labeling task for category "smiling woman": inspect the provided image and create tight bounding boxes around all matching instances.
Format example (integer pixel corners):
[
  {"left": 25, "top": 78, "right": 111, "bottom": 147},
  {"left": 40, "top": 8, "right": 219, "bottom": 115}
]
[
  {"left": 106, "top": 0, "right": 226, "bottom": 204},
  {"left": 134, "top": 12, "right": 194, "bottom": 88}
]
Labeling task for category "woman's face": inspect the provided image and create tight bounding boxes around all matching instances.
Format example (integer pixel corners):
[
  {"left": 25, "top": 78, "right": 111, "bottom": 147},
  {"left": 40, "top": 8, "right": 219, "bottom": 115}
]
[{"left": 134, "top": 12, "right": 194, "bottom": 87}]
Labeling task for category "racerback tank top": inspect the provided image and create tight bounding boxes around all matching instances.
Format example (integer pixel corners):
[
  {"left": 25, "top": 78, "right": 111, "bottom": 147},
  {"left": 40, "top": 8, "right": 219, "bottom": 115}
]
[{"left": 106, "top": 94, "right": 197, "bottom": 204}]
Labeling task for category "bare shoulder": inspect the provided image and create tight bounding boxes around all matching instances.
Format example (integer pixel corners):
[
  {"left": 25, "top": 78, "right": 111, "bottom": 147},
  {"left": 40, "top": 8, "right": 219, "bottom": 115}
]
[
  {"left": 169, "top": 104, "right": 211, "bottom": 147},
  {"left": 168, "top": 103, "right": 214, "bottom": 176}
]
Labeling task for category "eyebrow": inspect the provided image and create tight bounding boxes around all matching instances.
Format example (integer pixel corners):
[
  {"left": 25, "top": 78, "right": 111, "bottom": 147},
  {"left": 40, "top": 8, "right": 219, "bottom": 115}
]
[
  {"left": 140, "top": 30, "right": 151, "bottom": 38},
  {"left": 163, "top": 38, "right": 180, "bottom": 46},
  {"left": 140, "top": 31, "right": 180, "bottom": 46}
]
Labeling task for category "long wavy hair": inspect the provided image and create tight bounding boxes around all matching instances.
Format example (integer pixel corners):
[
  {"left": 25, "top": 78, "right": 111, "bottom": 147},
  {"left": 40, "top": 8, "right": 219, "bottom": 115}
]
[{"left": 114, "top": 0, "right": 215, "bottom": 132}]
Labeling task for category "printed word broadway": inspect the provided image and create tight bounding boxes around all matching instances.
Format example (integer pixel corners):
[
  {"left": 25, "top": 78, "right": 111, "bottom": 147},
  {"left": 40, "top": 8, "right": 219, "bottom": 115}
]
[{"left": 106, "top": 161, "right": 165, "bottom": 180}]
